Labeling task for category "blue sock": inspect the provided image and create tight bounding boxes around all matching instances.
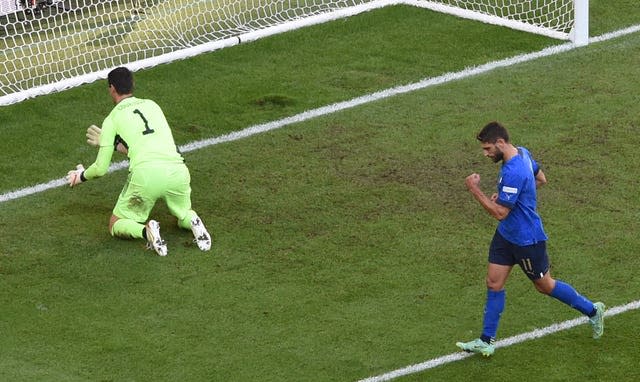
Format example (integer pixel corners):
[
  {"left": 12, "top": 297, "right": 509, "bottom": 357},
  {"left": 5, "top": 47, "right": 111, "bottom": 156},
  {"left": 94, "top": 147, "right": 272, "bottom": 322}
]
[
  {"left": 550, "top": 280, "right": 595, "bottom": 316},
  {"left": 481, "top": 289, "right": 505, "bottom": 342}
]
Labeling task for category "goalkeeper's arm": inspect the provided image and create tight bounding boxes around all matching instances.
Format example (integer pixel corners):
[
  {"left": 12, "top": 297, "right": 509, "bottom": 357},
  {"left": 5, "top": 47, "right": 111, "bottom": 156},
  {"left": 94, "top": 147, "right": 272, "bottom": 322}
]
[
  {"left": 68, "top": 128, "right": 115, "bottom": 186},
  {"left": 83, "top": 144, "right": 116, "bottom": 179}
]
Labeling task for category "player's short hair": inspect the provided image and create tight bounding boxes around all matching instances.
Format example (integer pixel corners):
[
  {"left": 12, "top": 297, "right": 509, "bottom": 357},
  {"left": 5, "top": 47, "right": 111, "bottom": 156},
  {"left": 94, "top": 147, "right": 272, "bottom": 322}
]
[
  {"left": 477, "top": 121, "right": 510, "bottom": 144},
  {"left": 108, "top": 67, "right": 134, "bottom": 95}
]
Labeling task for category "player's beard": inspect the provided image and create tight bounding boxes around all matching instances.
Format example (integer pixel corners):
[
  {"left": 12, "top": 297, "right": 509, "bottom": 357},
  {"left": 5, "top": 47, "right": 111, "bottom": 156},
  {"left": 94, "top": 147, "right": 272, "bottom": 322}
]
[{"left": 492, "top": 148, "right": 504, "bottom": 163}]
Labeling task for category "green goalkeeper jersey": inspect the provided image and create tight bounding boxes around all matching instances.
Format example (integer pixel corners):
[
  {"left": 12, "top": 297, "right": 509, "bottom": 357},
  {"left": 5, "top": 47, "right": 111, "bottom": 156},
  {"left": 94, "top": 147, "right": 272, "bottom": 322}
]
[{"left": 84, "top": 97, "right": 184, "bottom": 179}]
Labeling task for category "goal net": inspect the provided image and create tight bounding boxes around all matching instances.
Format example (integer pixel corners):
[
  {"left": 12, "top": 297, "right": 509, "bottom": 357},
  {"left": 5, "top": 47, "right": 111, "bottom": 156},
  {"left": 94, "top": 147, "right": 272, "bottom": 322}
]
[
  {"left": 0, "top": 0, "right": 587, "bottom": 106},
  {"left": 410, "top": 0, "right": 587, "bottom": 43}
]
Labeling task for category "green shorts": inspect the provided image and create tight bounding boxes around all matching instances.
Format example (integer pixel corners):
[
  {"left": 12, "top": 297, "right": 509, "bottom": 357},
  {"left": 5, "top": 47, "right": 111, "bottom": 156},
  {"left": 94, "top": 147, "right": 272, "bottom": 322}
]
[{"left": 113, "top": 163, "right": 192, "bottom": 223}]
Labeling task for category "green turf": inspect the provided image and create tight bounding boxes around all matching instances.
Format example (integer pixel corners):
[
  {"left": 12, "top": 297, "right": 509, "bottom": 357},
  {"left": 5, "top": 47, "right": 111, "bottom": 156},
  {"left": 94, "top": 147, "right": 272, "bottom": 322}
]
[{"left": 1, "top": 1, "right": 639, "bottom": 381}]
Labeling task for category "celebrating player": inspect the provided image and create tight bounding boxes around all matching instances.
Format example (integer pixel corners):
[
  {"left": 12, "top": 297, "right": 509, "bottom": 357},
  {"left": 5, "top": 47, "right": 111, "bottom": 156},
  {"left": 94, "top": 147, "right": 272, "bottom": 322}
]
[
  {"left": 66, "top": 67, "right": 211, "bottom": 256},
  {"left": 456, "top": 121, "right": 605, "bottom": 356}
]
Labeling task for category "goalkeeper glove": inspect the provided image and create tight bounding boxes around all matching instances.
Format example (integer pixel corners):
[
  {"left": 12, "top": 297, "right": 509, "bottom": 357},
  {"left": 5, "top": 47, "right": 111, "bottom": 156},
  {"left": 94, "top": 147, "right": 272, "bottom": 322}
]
[
  {"left": 86, "top": 125, "right": 101, "bottom": 147},
  {"left": 66, "top": 164, "right": 86, "bottom": 187}
]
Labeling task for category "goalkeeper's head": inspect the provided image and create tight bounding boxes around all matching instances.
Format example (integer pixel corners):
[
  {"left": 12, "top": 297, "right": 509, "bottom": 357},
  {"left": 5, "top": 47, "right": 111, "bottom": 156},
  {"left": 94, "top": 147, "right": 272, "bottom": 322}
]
[{"left": 108, "top": 67, "right": 135, "bottom": 100}]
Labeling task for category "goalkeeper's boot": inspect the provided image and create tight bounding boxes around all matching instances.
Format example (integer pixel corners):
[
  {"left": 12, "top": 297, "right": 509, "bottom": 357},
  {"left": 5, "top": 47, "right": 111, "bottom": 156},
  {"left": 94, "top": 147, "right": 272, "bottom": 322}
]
[
  {"left": 456, "top": 338, "right": 495, "bottom": 357},
  {"left": 589, "top": 302, "right": 606, "bottom": 339},
  {"left": 145, "top": 220, "right": 168, "bottom": 256},
  {"left": 190, "top": 215, "right": 211, "bottom": 251}
]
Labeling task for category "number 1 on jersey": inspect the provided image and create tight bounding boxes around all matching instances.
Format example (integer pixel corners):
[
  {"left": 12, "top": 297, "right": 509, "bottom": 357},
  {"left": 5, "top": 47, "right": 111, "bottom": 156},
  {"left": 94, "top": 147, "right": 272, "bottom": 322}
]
[{"left": 134, "top": 109, "right": 155, "bottom": 135}]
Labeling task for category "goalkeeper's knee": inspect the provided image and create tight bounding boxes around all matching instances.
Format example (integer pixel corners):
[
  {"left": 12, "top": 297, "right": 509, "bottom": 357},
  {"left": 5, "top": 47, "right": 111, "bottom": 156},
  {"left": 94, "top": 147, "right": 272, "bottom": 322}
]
[{"left": 110, "top": 218, "right": 144, "bottom": 239}]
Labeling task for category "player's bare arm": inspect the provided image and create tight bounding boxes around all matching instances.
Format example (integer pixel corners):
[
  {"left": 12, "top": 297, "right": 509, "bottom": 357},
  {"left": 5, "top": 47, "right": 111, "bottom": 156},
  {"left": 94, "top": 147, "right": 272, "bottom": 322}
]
[
  {"left": 535, "top": 169, "right": 547, "bottom": 188},
  {"left": 465, "top": 173, "right": 511, "bottom": 220},
  {"left": 115, "top": 142, "right": 128, "bottom": 155}
]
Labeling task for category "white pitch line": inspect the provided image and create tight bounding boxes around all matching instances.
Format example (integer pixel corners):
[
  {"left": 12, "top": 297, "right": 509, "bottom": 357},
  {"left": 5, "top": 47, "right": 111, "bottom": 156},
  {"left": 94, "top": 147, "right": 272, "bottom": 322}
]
[
  {"left": 1, "top": 25, "right": 639, "bottom": 205},
  {"left": 358, "top": 300, "right": 640, "bottom": 382}
]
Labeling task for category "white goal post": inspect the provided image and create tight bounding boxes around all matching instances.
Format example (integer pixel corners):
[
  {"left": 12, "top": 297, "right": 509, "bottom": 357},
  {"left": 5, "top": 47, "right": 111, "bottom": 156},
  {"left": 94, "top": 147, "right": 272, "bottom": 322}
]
[
  {"left": 409, "top": 1, "right": 588, "bottom": 45},
  {"left": 0, "top": 0, "right": 588, "bottom": 106}
]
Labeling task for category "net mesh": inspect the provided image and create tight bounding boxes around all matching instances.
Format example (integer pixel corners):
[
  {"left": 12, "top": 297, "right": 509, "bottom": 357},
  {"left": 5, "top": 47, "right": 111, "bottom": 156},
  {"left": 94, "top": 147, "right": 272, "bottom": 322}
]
[
  {"left": 0, "top": 0, "right": 575, "bottom": 104},
  {"left": 429, "top": 0, "right": 573, "bottom": 32}
]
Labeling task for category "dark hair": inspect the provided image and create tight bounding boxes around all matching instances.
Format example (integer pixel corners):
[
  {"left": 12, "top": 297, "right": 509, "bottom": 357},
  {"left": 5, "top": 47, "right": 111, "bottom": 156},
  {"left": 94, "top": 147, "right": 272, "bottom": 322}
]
[
  {"left": 107, "top": 67, "right": 134, "bottom": 95},
  {"left": 476, "top": 121, "right": 509, "bottom": 143}
]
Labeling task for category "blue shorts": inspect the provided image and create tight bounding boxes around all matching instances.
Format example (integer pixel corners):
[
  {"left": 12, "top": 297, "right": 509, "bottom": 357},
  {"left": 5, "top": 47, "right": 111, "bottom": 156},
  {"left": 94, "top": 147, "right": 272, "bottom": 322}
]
[{"left": 489, "top": 231, "right": 549, "bottom": 280}]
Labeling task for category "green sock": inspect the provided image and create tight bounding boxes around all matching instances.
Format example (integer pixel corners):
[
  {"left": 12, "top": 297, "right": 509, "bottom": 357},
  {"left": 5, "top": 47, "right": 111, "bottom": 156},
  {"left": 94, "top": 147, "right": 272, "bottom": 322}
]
[
  {"left": 177, "top": 210, "right": 197, "bottom": 230},
  {"left": 111, "top": 219, "right": 145, "bottom": 239}
]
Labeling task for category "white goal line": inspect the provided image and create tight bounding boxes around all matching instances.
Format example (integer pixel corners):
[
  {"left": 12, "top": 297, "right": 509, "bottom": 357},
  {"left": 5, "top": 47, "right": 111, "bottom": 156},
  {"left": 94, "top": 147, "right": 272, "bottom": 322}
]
[
  {"left": 357, "top": 299, "right": 640, "bottom": 382},
  {"left": 1, "top": 24, "right": 640, "bottom": 205}
]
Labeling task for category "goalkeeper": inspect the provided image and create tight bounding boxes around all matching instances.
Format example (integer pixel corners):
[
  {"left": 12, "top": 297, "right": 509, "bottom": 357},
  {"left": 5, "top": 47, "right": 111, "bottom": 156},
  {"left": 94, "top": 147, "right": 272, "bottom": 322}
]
[{"left": 66, "top": 67, "right": 211, "bottom": 256}]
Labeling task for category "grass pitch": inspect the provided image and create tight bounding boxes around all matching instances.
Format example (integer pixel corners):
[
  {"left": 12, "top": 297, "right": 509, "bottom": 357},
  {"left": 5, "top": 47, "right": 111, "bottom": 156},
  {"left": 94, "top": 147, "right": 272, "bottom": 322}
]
[{"left": 1, "top": 1, "right": 640, "bottom": 381}]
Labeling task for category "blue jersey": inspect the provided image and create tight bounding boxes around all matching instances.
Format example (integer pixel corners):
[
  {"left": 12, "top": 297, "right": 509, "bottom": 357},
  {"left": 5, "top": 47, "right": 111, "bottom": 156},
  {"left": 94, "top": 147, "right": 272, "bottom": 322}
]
[{"left": 495, "top": 147, "right": 547, "bottom": 246}]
